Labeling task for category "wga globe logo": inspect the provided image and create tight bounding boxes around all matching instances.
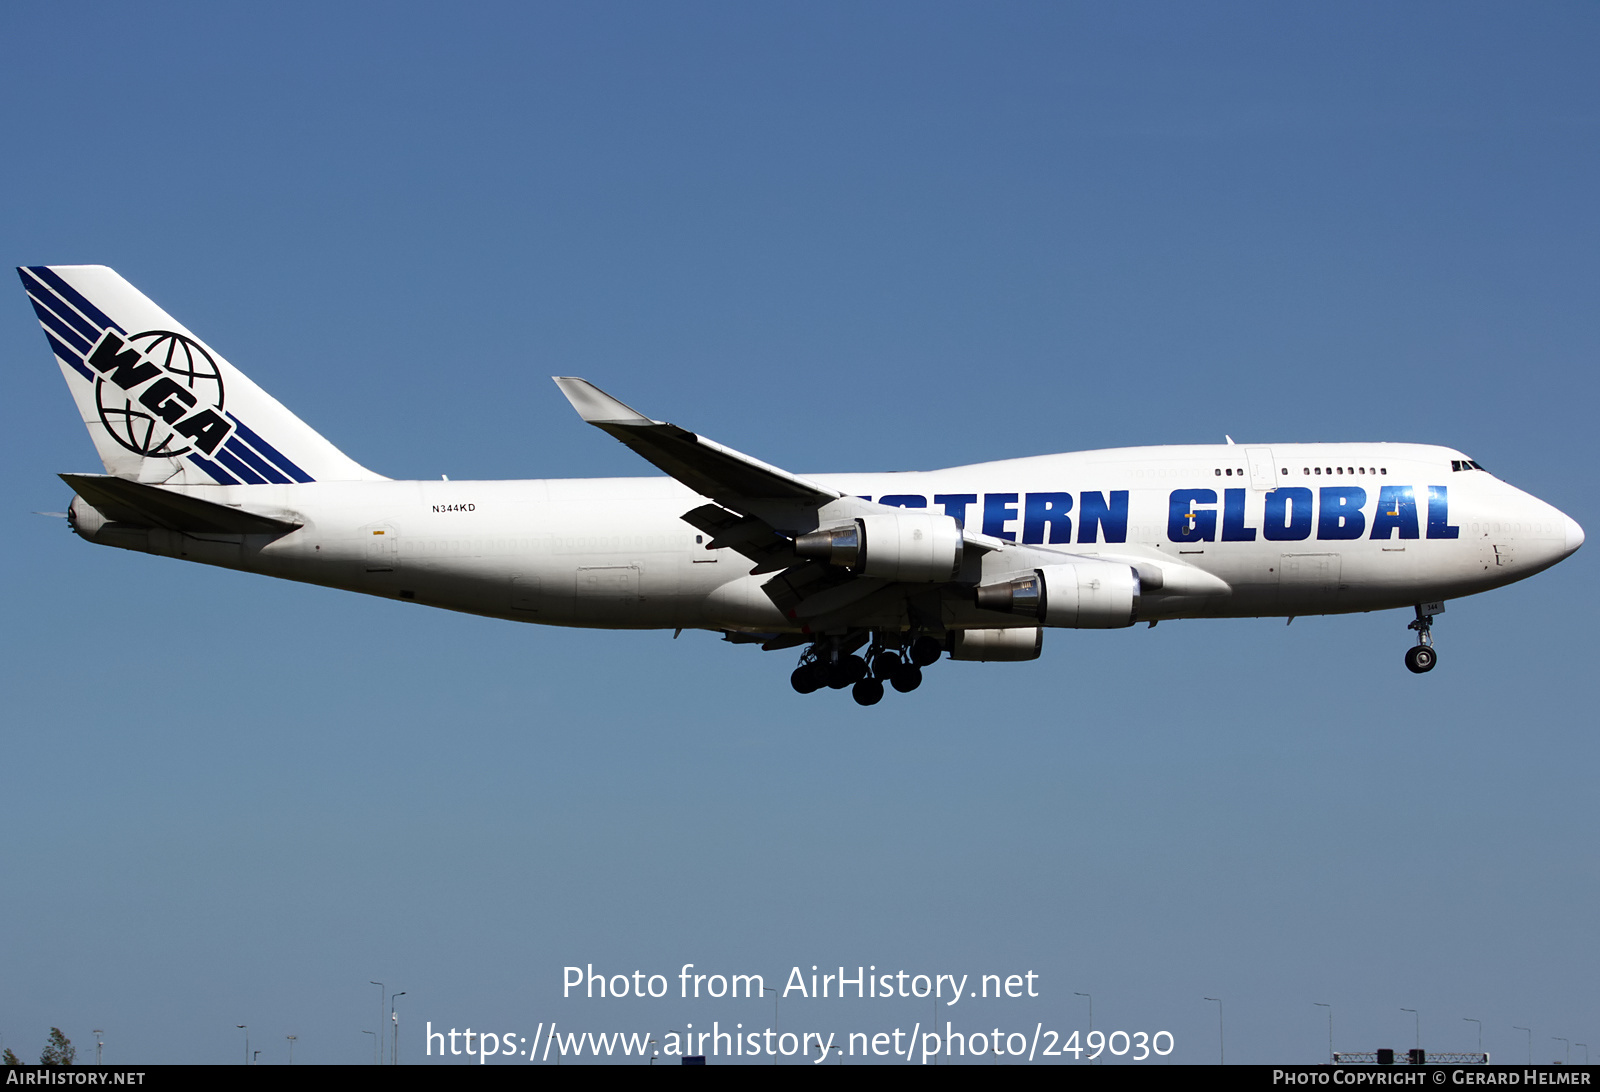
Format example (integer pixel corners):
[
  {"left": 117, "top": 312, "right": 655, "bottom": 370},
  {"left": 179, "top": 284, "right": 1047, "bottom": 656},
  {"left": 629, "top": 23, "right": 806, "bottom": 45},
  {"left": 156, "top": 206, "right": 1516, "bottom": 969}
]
[{"left": 86, "top": 329, "right": 233, "bottom": 458}]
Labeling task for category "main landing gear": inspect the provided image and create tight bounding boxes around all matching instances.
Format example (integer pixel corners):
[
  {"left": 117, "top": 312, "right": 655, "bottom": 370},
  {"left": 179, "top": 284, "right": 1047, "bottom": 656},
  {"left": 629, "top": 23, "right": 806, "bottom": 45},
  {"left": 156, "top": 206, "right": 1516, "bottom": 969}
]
[
  {"left": 791, "top": 634, "right": 943, "bottom": 705},
  {"left": 1404, "top": 604, "right": 1438, "bottom": 674}
]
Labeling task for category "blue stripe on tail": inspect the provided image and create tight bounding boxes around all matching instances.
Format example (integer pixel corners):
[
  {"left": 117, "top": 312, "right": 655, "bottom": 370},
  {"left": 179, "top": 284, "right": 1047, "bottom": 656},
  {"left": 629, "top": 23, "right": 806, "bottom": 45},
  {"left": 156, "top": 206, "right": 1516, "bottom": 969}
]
[
  {"left": 185, "top": 453, "right": 242, "bottom": 485},
  {"left": 23, "top": 266, "right": 121, "bottom": 334},
  {"left": 43, "top": 331, "right": 95, "bottom": 381},
  {"left": 226, "top": 414, "right": 316, "bottom": 483},
  {"left": 23, "top": 276, "right": 103, "bottom": 344},
  {"left": 220, "top": 436, "right": 291, "bottom": 484}
]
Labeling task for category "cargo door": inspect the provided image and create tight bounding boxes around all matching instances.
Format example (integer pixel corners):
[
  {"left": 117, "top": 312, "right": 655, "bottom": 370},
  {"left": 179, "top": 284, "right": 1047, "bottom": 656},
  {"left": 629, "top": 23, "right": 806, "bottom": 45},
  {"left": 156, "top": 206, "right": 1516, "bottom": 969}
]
[
  {"left": 1279, "top": 552, "right": 1341, "bottom": 610},
  {"left": 575, "top": 564, "right": 642, "bottom": 624}
]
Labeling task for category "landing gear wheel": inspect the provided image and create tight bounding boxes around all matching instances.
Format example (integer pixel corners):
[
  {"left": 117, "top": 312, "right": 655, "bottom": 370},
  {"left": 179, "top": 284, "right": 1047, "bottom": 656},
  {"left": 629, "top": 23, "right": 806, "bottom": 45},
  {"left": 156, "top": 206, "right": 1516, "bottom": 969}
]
[
  {"left": 791, "top": 664, "right": 822, "bottom": 694},
  {"left": 910, "top": 636, "right": 943, "bottom": 667},
  {"left": 871, "top": 650, "right": 903, "bottom": 678},
  {"left": 852, "top": 678, "right": 884, "bottom": 706},
  {"left": 1404, "top": 645, "right": 1437, "bottom": 674},
  {"left": 889, "top": 663, "right": 923, "bottom": 693}
]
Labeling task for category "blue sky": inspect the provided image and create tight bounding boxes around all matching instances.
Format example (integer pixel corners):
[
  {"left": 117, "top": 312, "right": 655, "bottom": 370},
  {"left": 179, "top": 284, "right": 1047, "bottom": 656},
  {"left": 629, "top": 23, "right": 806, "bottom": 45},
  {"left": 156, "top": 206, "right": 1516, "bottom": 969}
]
[{"left": 2, "top": 2, "right": 1596, "bottom": 1065}]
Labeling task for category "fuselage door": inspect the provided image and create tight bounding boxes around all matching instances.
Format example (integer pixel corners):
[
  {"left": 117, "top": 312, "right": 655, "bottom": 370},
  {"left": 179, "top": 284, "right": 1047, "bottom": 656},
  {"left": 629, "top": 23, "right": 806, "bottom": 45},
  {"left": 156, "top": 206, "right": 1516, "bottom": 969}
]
[
  {"left": 576, "top": 564, "right": 642, "bottom": 623},
  {"left": 510, "top": 573, "right": 541, "bottom": 612},
  {"left": 1279, "top": 552, "right": 1342, "bottom": 609},
  {"left": 363, "top": 523, "right": 399, "bottom": 573},
  {"left": 1247, "top": 447, "right": 1278, "bottom": 491}
]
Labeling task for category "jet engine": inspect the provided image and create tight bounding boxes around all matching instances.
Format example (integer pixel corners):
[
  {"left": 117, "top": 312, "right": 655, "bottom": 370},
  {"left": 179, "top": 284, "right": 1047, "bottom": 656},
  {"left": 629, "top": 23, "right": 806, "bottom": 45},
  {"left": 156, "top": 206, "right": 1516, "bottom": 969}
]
[
  {"left": 948, "top": 627, "right": 1044, "bottom": 661},
  {"left": 974, "top": 561, "right": 1140, "bottom": 629},
  {"left": 794, "top": 512, "right": 963, "bottom": 582}
]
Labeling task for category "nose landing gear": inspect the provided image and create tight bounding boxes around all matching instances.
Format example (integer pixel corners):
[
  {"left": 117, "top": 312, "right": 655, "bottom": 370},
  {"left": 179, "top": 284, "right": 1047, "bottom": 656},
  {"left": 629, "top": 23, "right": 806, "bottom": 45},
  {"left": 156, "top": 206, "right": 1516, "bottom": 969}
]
[{"left": 1404, "top": 604, "right": 1439, "bottom": 674}]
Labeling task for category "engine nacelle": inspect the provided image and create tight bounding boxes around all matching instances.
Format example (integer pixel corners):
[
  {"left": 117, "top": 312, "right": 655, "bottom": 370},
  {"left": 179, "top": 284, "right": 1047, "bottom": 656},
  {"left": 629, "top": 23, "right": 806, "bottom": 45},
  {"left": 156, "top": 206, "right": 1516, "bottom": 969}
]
[
  {"left": 975, "top": 561, "right": 1139, "bottom": 629},
  {"left": 949, "top": 627, "right": 1043, "bottom": 661},
  {"left": 794, "top": 512, "right": 963, "bottom": 582}
]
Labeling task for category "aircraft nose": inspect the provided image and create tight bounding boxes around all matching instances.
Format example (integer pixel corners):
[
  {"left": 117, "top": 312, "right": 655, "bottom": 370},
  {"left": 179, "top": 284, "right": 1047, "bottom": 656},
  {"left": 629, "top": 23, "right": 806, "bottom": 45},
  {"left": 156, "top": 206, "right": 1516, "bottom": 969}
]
[{"left": 1564, "top": 513, "right": 1585, "bottom": 557}]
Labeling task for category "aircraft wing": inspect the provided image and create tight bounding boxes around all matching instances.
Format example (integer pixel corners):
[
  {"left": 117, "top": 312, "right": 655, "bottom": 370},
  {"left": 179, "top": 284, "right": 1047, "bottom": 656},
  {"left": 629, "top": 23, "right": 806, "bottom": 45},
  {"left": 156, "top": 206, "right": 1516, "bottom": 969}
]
[
  {"left": 556, "top": 378, "right": 1021, "bottom": 550},
  {"left": 552, "top": 377, "right": 839, "bottom": 507},
  {"left": 555, "top": 376, "right": 938, "bottom": 576},
  {"left": 553, "top": 378, "right": 1206, "bottom": 631},
  {"left": 556, "top": 376, "right": 974, "bottom": 618}
]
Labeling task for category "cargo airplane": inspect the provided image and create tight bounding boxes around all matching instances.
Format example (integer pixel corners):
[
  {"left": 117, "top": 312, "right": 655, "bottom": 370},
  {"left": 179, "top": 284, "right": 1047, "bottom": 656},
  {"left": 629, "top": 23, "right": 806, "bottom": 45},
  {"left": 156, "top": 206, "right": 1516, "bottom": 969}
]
[{"left": 20, "top": 265, "right": 1585, "bottom": 705}]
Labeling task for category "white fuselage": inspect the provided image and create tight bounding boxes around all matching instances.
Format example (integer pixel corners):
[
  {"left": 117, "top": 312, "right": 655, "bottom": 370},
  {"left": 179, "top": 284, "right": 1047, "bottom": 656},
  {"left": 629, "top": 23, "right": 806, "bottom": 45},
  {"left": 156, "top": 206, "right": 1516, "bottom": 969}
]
[{"left": 76, "top": 441, "right": 1582, "bottom": 637}]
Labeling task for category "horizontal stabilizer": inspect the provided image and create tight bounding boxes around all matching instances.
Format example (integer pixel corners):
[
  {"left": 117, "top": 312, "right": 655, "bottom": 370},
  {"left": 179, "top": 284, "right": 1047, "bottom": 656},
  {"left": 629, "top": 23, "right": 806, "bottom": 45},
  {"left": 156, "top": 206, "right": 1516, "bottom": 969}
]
[{"left": 61, "top": 474, "right": 301, "bottom": 535}]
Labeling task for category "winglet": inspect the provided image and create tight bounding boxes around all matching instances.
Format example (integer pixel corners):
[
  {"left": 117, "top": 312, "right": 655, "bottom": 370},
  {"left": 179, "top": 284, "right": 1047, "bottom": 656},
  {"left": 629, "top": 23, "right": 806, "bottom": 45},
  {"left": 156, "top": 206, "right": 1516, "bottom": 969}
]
[{"left": 552, "top": 377, "right": 656, "bottom": 425}]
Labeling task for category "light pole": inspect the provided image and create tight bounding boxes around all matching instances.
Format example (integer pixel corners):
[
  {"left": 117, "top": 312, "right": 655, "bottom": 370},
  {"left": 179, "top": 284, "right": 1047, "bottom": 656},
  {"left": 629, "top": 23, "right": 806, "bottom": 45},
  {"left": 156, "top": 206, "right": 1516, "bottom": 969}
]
[
  {"left": 93, "top": 1031, "right": 103, "bottom": 1065},
  {"left": 1402, "top": 1009, "right": 1419, "bottom": 1050},
  {"left": 1514, "top": 1026, "right": 1531, "bottom": 1063},
  {"left": 1315, "top": 1003, "right": 1332, "bottom": 1063},
  {"left": 1578, "top": 1044, "right": 1589, "bottom": 1063},
  {"left": 1205, "top": 998, "right": 1224, "bottom": 1064},
  {"left": 390, "top": 992, "right": 406, "bottom": 1065},
  {"left": 362, "top": 1030, "right": 377, "bottom": 1065},
  {"left": 1076, "top": 993, "right": 1093, "bottom": 1065},
  {"left": 1464, "top": 1018, "right": 1481, "bottom": 1054},
  {"left": 370, "top": 982, "right": 384, "bottom": 1064},
  {"left": 648, "top": 1037, "right": 658, "bottom": 1064},
  {"left": 237, "top": 1025, "right": 249, "bottom": 1065},
  {"left": 286, "top": 1035, "right": 296, "bottom": 1065},
  {"left": 1553, "top": 1038, "right": 1569, "bottom": 1065}
]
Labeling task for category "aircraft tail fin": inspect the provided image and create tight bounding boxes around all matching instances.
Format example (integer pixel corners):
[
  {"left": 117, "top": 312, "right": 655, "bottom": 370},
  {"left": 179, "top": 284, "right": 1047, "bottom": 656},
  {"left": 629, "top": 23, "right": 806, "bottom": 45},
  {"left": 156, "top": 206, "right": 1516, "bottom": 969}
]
[{"left": 18, "top": 265, "right": 383, "bottom": 485}]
